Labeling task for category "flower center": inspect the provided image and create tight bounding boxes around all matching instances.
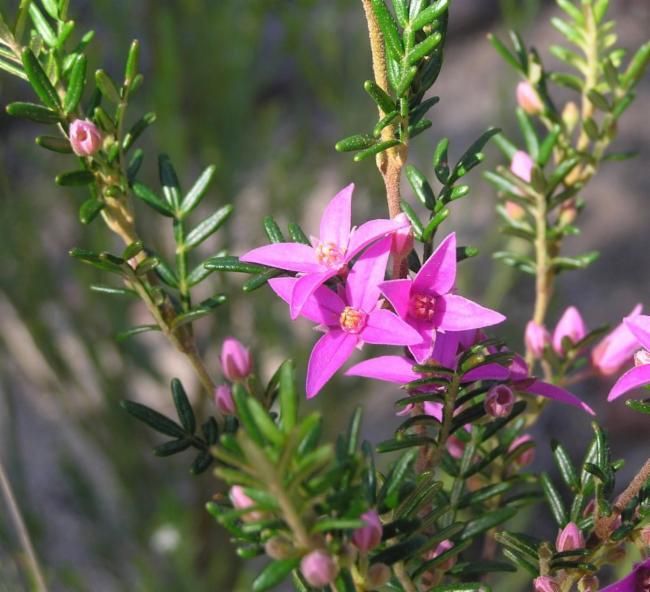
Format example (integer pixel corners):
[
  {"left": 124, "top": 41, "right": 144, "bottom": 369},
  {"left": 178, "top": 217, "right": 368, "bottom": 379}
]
[
  {"left": 339, "top": 306, "right": 367, "bottom": 334},
  {"left": 409, "top": 293, "right": 437, "bottom": 321},
  {"left": 634, "top": 349, "right": 650, "bottom": 367},
  {"left": 315, "top": 241, "right": 345, "bottom": 269}
]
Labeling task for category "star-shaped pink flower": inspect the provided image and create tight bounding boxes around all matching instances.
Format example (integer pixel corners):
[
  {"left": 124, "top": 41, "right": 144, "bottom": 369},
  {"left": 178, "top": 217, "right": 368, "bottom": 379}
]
[
  {"left": 607, "top": 314, "right": 650, "bottom": 401},
  {"left": 269, "top": 238, "right": 421, "bottom": 398},
  {"left": 378, "top": 233, "right": 506, "bottom": 363},
  {"left": 240, "top": 183, "right": 407, "bottom": 319}
]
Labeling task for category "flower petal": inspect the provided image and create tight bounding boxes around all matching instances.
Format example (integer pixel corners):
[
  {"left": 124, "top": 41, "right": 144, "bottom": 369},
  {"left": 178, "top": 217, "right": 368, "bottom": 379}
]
[
  {"left": 592, "top": 304, "right": 643, "bottom": 375},
  {"left": 522, "top": 380, "right": 595, "bottom": 415},
  {"left": 379, "top": 278, "right": 412, "bottom": 319},
  {"left": 463, "top": 363, "right": 510, "bottom": 383},
  {"left": 269, "top": 277, "right": 342, "bottom": 325},
  {"left": 437, "top": 294, "right": 506, "bottom": 331},
  {"left": 240, "top": 243, "right": 322, "bottom": 273},
  {"left": 306, "top": 331, "right": 358, "bottom": 398},
  {"left": 552, "top": 306, "right": 587, "bottom": 354},
  {"left": 290, "top": 271, "right": 337, "bottom": 320},
  {"left": 431, "top": 331, "right": 461, "bottom": 369},
  {"left": 408, "top": 323, "right": 436, "bottom": 364},
  {"left": 413, "top": 232, "right": 457, "bottom": 295},
  {"left": 319, "top": 183, "right": 353, "bottom": 248},
  {"left": 607, "top": 365, "right": 650, "bottom": 402},
  {"left": 347, "top": 217, "right": 408, "bottom": 259},
  {"left": 598, "top": 558, "right": 650, "bottom": 592},
  {"left": 363, "top": 309, "right": 422, "bottom": 345},
  {"left": 345, "top": 237, "right": 391, "bottom": 311},
  {"left": 346, "top": 355, "right": 418, "bottom": 383},
  {"left": 624, "top": 314, "right": 650, "bottom": 352}
]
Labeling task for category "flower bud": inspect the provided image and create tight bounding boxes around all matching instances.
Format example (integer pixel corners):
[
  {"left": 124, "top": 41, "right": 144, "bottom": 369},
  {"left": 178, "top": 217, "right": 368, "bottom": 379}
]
[
  {"left": 220, "top": 337, "right": 252, "bottom": 382},
  {"left": 592, "top": 305, "right": 643, "bottom": 375},
  {"left": 508, "top": 435, "right": 535, "bottom": 468},
  {"left": 533, "top": 576, "right": 560, "bottom": 592},
  {"left": 391, "top": 213, "right": 414, "bottom": 259},
  {"left": 352, "top": 509, "right": 383, "bottom": 552},
  {"left": 556, "top": 522, "right": 585, "bottom": 552},
  {"left": 426, "top": 540, "right": 456, "bottom": 572},
  {"left": 229, "top": 485, "right": 263, "bottom": 522},
  {"left": 484, "top": 384, "right": 516, "bottom": 418},
  {"left": 446, "top": 434, "right": 465, "bottom": 460},
  {"left": 69, "top": 119, "right": 103, "bottom": 157},
  {"left": 505, "top": 200, "right": 526, "bottom": 220},
  {"left": 214, "top": 384, "right": 236, "bottom": 415},
  {"left": 516, "top": 81, "right": 544, "bottom": 115},
  {"left": 300, "top": 550, "right": 338, "bottom": 587},
  {"left": 552, "top": 306, "right": 587, "bottom": 355},
  {"left": 525, "top": 321, "right": 550, "bottom": 358},
  {"left": 558, "top": 200, "right": 578, "bottom": 227},
  {"left": 562, "top": 101, "right": 580, "bottom": 132},
  {"left": 577, "top": 575, "right": 598, "bottom": 592},
  {"left": 511, "top": 150, "right": 534, "bottom": 183},
  {"left": 367, "top": 563, "right": 391, "bottom": 588}
]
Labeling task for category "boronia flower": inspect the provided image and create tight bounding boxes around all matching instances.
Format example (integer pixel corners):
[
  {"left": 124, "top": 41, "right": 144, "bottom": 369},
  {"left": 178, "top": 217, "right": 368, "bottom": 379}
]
[
  {"left": 516, "top": 81, "right": 544, "bottom": 115},
  {"left": 69, "top": 118, "right": 103, "bottom": 156},
  {"left": 599, "top": 558, "right": 650, "bottom": 592},
  {"left": 592, "top": 304, "right": 643, "bottom": 376},
  {"left": 534, "top": 576, "right": 560, "bottom": 592},
  {"left": 552, "top": 306, "right": 587, "bottom": 355},
  {"left": 525, "top": 320, "right": 550, "bottom": 358},
  {"left": 555, "top": 522, "right": 584, "bottom": 552},
  {"left": 241, "top": 183, "right": 407, "bottom": 318},
  {"left": 220, "top": 337, "right": 252, "bottom": 382},
  {"left": 484, "top": 384, "right": 516, "bottom": 418},
  {"left": 379, "top": 233, "right": 505, "bottom": 363},
  {"left": 607, "top": 314, "right": 650, "bottom": 401},
  {"left": 511, "top": 150, "right": 534, "bottom": 184},
  {"left": 269, "top": 238, "right": 420, "bottom": 397}
]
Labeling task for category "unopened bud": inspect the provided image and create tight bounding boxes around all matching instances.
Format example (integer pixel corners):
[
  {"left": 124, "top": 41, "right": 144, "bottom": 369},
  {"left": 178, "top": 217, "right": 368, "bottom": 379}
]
[
  {"left": 391, "top": 213, "right": 414, "bottom": 259},
  {"left": 69, "top": 119, "right": 103, "bottom": 157},
  {"left": 352, "top": 509, "right": 383, "bottom": 552},
  {"left": 558, "top": 200, "right": 578, "bottom": 226},
  {"left": 229, "top": 485, "right": 264, "bottom": 522},
  {"left": 516, "top": 81, "right": 544, "bottom": 115},
  {"left": 505, "top": 200, "right": 526, "bottom": 220},
  {"left": 533, "top": 576, "right": 560, "bottom": 592},
  {"left": 220, "top": 337, "right": 252, "bottom": 382},
  {"left": 300, "top": 550, "right": 338, "bottom": 587},
  {"left": 425, "top": 539, "right": 456, "bottom": 572},
  {"left": 556, "top": 522, "right": 585, "bottom": 552},
  {"left": 484, "top": 384, "right": 516, "bottom": 418},
  {"left": 367, "top": 563, "right": 391, "bottom": 588},
  {"left": 525, "top": 321, "right": 550, "bottom": 359},
  {"left": 562, "top": 101, "right": 580, "bottom": 132},
  {"left": 214, "top": 384, "right": 235, "bottom": 415},
  {"left": 511, "top": 150, "right": 534, "bottom": 183},
  {"left": 508, "top": 435, "right": 536, "bottom": 468}
]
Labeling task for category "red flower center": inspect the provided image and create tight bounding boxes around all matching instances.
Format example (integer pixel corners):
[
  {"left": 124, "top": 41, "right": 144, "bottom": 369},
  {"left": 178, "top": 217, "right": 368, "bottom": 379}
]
[
  {"left": 339, "top": 306, "right": 367, "bottom": 334},
  {"left": 634, "top": 349, "right": 650, "bottom": 367},
  {"left": 409, "top": 293, "right": 436, "bottom": 321},
  {"left": 316, "top": 241, "right": 345, "bottom": 269}
]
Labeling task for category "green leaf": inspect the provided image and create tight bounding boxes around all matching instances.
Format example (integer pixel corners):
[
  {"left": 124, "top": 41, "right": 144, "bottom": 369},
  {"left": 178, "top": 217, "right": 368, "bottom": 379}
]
[
  {"left": 36, "top": 135, "right": 71, "bottom": 153},
  {"left": 90, "top": 284, "right": 136, "bottom": 297},
  {"left": 56, "top": 170, "right": 95, "bottom": 186},
  {"left": 242, "top": 268, "right": 282, "bottom": 292},
  {"left": 407, "top": 32, "right": 442, "bottom": 66},
  {"left": 538, "top": 125, "right": 561, "bottom": 167},
  {"left": 371, "top": 535, "right": 427, "bottom": 565},
  {"left": 626, "top": 399, "right": 650, "bottom": 415},
  {"left": 288, "top": 223, "right": 309, "bottom": 245},
  {"left": 263, "top": 216, "right": 285, "bottom": 243},
  {"left": 515, "top": 109, "right": 539, "bottom": 160},
  {"left": 380, "top": 450, "right": 418, "bottom": 509},
  {"left": 433, "top": 137, "right": 450, "bottom": 183},
  {"left": 363, "top": 79, "right": 396, "bottom": 113},
  {"left": 120, "top": 399, "right": 186, "bottom": 438},
  {"left": 171, "top": 378, "right": 196, "bottom": 434},
  {"left": 21, "top": 48, "right": 61, "bottom": 110},
  {"left": 335, "top": 133, "right": 377, "bottom": 153},
  {"left": 353, "top": 139, "right": 400, "bottom": 162},
  {"left": 421, "top": 208, "right": 449, "bottom": 243},
  {"left": 154, "top": 258, "right": 178, "bottom": 287},
  {"left": 373, "top": 110, "right": 399, "bottom": 138},
  {"left": 28, "top": 4, "right": 56, "bottom": 47},
  {"left": 410, "top": 95, "right": 440, "bottom": 126},
  {"left": 406, "top": 165, "right": 435, "bottom": 210},
  {"left": 232, "top": 384, "right": 265, "bottom": 446},
  {"left": 549, "top": 72, "right": 583, "bottom": 92},
  {"left": 40, "top": 0, "right": 59, "bottom": 19},
  {"left": 399, "top": 200, "right": 424, "bottom": 240},
  {"left": 370, "top": 0, "right": 403, "bottom": 60},
  {"left": 190, "top": 450, "right": 213, "bottom": 475},
  {"left": 460, "top": 507, "right": 517, "bottom": 541},
  {"left": 541, "top": 472, "right": 568, "bottom": 526},
  {"left": 171, "top": 296, "right": 227, "bottom": 329},
  {"left": 551, "top": 440, "right": 579, "bottom": 492},
  {"left": 622, "top": 42, "right": 650, "bottom": 89},
  {"left": 122, "top": 112, "right": 156, "bottom": 152},
  {"left": 124, "top": 39, "right": 140, "bottom": 86},
  {"left": 279, "top": 360, "right": 297, "bottom": 433},
  {"left": 487, "top": 33, "right": 523, "bottom": 72},
  {"left": 395, "top": 65, "right": 417, "bottom": 97},
  {"left": 127, "top": 149, "right": 144, "bottom": 184},
  {"left": 452, "top": 127, "right": 501, "bottom": 181},
  {"left": 204, "top": 256, "right": 266, "bottom": 274},
  {"left": 95, "top": 69, "right": 121, "bottom": 103},
  {"left": 79, "top": 197, "right": 104, "bottom": 224},
  {"left": 408, "top": 119, "right": 432, "bottom": 139},
  {"left": 252, "top": 559, "right": 300, "bottom": 592},
  {"left": 154, "top": 438, "right": 193, "bottom": 457},
  {"left": 180, "top": 164, "right": 217, "bottom": 217},
  {"left": 132, "top": 182, "right": 175, "bottom": 217},
  {"left": 202, "top": 417, "right": 219, "bottom": 445},
  {"left": 116, "top": 324, "right": 161, "bottom": 341},
  {"left": 63, "top": 54, "right": 86, "bottom": 114},
  {"left": 411, "top": 0, "right": 449, "bottom": 31},
  {"left": 184, "top": 205, "right": 233, "bottom": 250},
  {"left": 587, "top": 89, "right": 610, "bottom": 112}
]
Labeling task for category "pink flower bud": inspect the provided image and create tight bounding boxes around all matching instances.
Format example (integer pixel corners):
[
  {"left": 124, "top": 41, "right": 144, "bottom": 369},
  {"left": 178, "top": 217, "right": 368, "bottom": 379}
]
[
  {"left": 69, "top": 119, "right": 103, "bottom": 157},
  {"left": 516, "top": 81, "right": 544, "bottom": 115},
  {"left": 220, "top": 337, "right": 252, "bottom": 382},
  {"left": 391, "top": 213, "right": 414, "bottom": 258},
  {"left": 508, "top": 435, "right": 535, "bottom": 467},
  {"left": 367, "top": 563, "right": 391, "bottom": 588},
  {"left": 300, "top": 550, "right": 338, "bottom": 587},
  {"left": 526, "top": 321, "right": 550, "bottom": 358},
  {"left": 447, "top": 434, "right": 465, "bottom": 459},
  {"left": 534, "top": 576, "right": 560, "bottom": 592},
  {"left": 352, "top": 509, "right": 383, "bottom": 552},
  {"left": 592, "top": 304, "right": 643, "bottom": 375},
  {"left": 505, "top": 200, "right": 526, "bottom": 220},
  {"left": 229, "top": 485, "right": 263, "bottom": 522},
  {"left": 556, "top": 522, "right": 585, "bottom": 552},
  {"left": 214, "top": 384, "right": 235, "bottom": 415},
  {"left": 552, "top": 306, "right": 587, "bottom": 355},
  {"left": 511, "top": 150, "right": 534, "bottom": 183},
  {"left": 484, "top": 384, "right": 515, "bottom": 418},
  {"left": 426, "top": 540, "right": 456, "bottom": 571}
]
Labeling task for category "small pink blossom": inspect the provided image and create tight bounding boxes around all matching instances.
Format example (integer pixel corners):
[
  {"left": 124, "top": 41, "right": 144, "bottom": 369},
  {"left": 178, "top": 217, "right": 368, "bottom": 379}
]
[
  {"left": 214, "top": 384, "right": 235, "bottom": 415},
  {"left": 352, "top": 509, "right": 383, "bottom": 552},
  {"left": 599, "top": 558, "right": 650, "bottom": 592},
  {"left": 552, "top": 306, "right": 587, "bottom": 355},
  {"left": 511, "top": 150, "right": 534, "bottom": 183},
  {"left": 592, "top": 304, "right": 643, "bottom": 376},
  {"left": 526, "top": 321, "right": 550, "bottom": 358},
  {"left": 426, "top": 540, "right": 456, "bottom": 571},
  {"left": 516, "top": 81, "right": 544, "bottom": 115},
  {"left": 534, "top": 576, "right": 560, "bottom": 592},
  {"left": 391, "top": 213, "right": 414, "bottom": 258},
  {"left": 220, "top": 338, "right": 252, "bottom": 382},
  {"left": 508, "top": 435, "right": 535, "bottom": 467},
  {"left": 69, "top": 119, "right": 102, "bottom": 156},
  {"left": 556, "top": 522, "right": 584, "bottom": 552},
  {"left": 229, "top": 486, "right": 263, "bottom": 522},
  {"left": 447, "top": 435, "right": 466, "bottom": 459},
  {"left": 300, "top": 550, "right": 338, "bottom": 587},
  {"left": 484, "top": 384, "right": 516, "bottom": 418},
  {"left": 607, "top": 313, "right": 650, "bottom": 401}
]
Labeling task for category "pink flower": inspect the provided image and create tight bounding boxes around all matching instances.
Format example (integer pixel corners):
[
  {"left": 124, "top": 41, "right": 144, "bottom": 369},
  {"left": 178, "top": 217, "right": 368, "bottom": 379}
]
[
  {"left": 607, "top": 313, "right": 650, "bottom": 401},
  {"left": 269, "top": 238, "right": 420, "bottom": 397},
  {"left": 555, "top": 522, "right": 584, "bottom": 551},
  {"left": 426, "top": 540, "right": 456, "bottom": 571},
  {"left": 300, "top": 550, "right": 338, "bottom": 587},
  {"left": 69, "top": 119, "right": 102, "bottom": 156},
  {"left": 508, "top": 435, "right": 535, "bottom": 467},
  {"left": 592, "top": 304, "right": 643, "bottom": 376},
  {"left": 526, "top": 321, "right": 550, "bottom": 358},
  {"left": 534, "top": 576, "right": 560, "bottom": 592},
  {"left": 516, "top": 81, "right": 544, "bottom": 115},
  {"left": 352, "top": 509, "right": 383, "bottom": 552},
  {"left": 229, "top": 486, "right": 263, "bottom": 522},
  {"left": 552, "top": 306, "right": 587, "bottom": 355},
  {"left": 484, "top": 384, "right": 516, "bottom": 418},
  {"left": 599, "top": 558, "right": 650, "bottom": 591},
  {"left": 220, "top": 338, "right": 252, "bottom": 382},
  {"left": 379, "top": 233, "right": 505, "bottom": 363},
  {"left": 391, "top": 213, "right": 414, "bottom": 258},
  {"left": 214, "top": 384, "right": 235, "bottom": 415},
  {"left": 241, "top": 184, "right": 407, "bottom": 318},
  {"left": 446, "top": 435, "right": 466, "bottom": 460},
  {"left": 511, "top": 150, "right": 534, "bottom": 183}
]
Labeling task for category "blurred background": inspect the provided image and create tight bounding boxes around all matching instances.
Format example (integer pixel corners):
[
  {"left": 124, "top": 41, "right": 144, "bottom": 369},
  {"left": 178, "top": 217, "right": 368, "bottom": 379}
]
[{"left": 0, "top": 0, "right": 648, "bottom": 590}]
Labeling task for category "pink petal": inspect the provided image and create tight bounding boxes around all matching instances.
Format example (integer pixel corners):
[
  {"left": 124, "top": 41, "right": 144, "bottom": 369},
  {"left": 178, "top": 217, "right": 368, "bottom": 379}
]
[
  {"left": 345, "top": 237, "right": 392, "bottom": 311},
  {"left": 290, "top": 271, "right": 337, "bottom": 320},
  {"left": 347, "top": 218, "right": 409, "bottom": 258},
  {"left": 607, "top": 365, "right": 650, "bottom": 402},
  {"left": 522, "top": 380, "right": 595, "bottom": 415},
  {"left": 306, "top": 331, "right": 358, "bottom": 398},
  {"left": 592, "top": 304, "right": 643, "bottom": 375},
  {"left": 408, "top": 323, "right": 436, "bottom": 364},
  {"left": 346, "top": 356, "right": 418, "bottom": 383},
  {"left": 599, "top": 558, "right": 650, "bottom": 592},
  {"left": 319, "top": 183, "right": 354, "bottom": 249},
  {"left": 269, "top": 277, "right": 342, "bottom": 325},
  {"left": 552, "top": 306, "right": 587, "bottom": 354},
  {"left": 437, "top": 294, "right": 506, "bottom": 332},
  {"left": 363, "top": 309, "right": 422, "bottom": 345},
  {"left": 413, "top": 233, "right": 457, "bottom": 295},
  {"left": 379, "top": 278, "right": 413, "bottom": 319},
  {"left": 624, "top": 314, "right": 650, "bottom": 352},
  {"left": 511, "top": 151, "right": 534, "bottom": 182},
  {"left": 463, "top": 363, "right": 510, "bottom": 383},
  {"left": 431, "top": 332, "right": 462, "bottom": 369},
  {"left": 240, "top": 243, "right": 322, "bottom": 273},
  {"left": 423, "top": 401, "right": 443, "bottom": 420}
]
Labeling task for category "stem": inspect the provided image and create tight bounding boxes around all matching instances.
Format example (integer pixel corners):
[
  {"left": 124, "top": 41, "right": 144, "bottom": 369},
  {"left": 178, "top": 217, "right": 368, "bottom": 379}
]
[
  {"left": 394, "top": 562, "right": 419, "bottom": 592},
  {"left": 0, "top": 459, "right": 48, "bottom": 592},
  {"left": 427, "top": 374, "right": 461, "bottom": 472}
]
